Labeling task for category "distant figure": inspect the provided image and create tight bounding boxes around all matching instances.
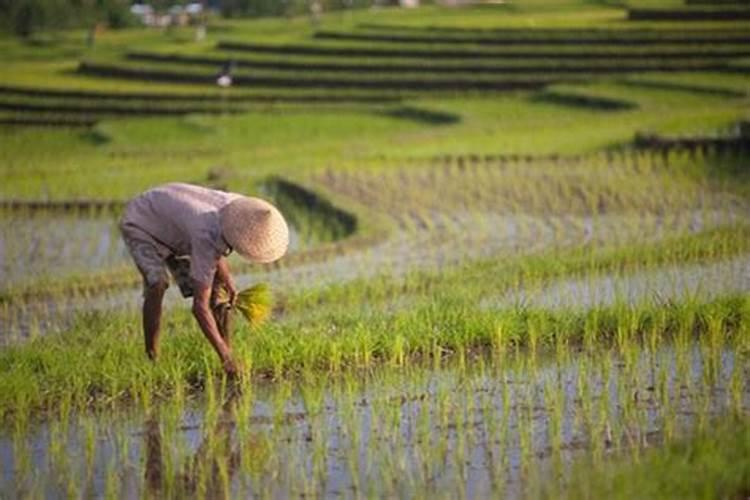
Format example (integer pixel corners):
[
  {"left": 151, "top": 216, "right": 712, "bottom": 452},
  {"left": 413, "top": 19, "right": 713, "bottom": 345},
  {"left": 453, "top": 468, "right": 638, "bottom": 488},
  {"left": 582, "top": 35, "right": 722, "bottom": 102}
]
[
  {"left": 217, "top": 60, "right": 234, "bottom": 88},
  {"left": 120, "top": 183, "right": 289, "bottom": 377},
  {"left": 310, "top": 0, "right": 323, "bottom": 26},
  {"left": 195, "top": 24, "right": 206, "bottom": 42}
]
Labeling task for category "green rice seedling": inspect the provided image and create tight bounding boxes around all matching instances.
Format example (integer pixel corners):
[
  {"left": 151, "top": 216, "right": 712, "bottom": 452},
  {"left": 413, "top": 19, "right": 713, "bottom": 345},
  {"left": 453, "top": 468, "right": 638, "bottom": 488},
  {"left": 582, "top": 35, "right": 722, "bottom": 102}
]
[
  {"left": 498, "top": 374, "right": 512, "bottom": 475},
  {"left": 82, "top": 415, "right": 98, "bottom": 479},
  {"left": 103, "top": 454, "right": 119, "bottom": 500},
  {"left": 574, "top": 357, "right": 590, "bottom": 443},
  {"left": 591, "top": 370, "right": 609, "bottom": 464},
  {"left": 583, "top": 310, "right": 600, "bottom": 351},
  {"left": 616, "top": 364, "right": 638, "bottom": 453},
  {"left": 674, "top": 337, "right": 692, "bottom": 398},
  {"left": 692, "top": 374, "right": 712, "bottom": 434},
  {"left": 728, "top": 357, "right": 745, "bottom": 418},
  {"left": 544, "top": 376, "right": 565, "bottom": 477},
  {"left": 518, "top": 383, "right": 535, "bottom": 479},
  {"left": 214, "top": 283, "right": 273, "bottom": 328},
  {"left": 658, "top": 363, "right": 675, "bottom": 444},
  {"left": 11, "top": 434, "right": 31, "bottom": 497},
  {"left": 389, "top": 334, "right": 407, "bottom": 367}
]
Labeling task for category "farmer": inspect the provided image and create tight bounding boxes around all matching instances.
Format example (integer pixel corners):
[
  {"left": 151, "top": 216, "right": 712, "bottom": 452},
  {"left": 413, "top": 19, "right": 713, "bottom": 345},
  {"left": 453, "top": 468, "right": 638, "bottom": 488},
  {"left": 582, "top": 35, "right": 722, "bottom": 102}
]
[{"left": 119, "top": 183, "right": 289, "bottom": 377}]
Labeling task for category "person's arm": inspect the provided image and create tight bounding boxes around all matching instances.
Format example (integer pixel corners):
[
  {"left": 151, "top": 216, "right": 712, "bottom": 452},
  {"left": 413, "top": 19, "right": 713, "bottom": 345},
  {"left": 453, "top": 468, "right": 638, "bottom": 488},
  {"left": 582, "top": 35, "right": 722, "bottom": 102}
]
[
  {"left": 192, "top": 281, "right": 239, "bottom": 377},
  {"left": 214, "top": 257, "right": 237, "bottom": 305}
]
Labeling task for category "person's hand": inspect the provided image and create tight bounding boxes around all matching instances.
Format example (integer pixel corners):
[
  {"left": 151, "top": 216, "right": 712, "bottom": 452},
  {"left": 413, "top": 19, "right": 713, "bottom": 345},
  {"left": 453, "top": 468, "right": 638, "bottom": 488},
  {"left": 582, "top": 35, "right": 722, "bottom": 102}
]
[{"left": 222, "top": 357, "right": 242, "bottom": 379}]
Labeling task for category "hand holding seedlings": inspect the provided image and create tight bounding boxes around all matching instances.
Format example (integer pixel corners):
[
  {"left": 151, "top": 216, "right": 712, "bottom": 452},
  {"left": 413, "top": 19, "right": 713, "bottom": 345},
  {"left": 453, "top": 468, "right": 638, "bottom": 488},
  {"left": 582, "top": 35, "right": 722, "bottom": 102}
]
[
  {"left": 214, "top": 283, "right": 273, "bottom": 328},
  {"left": 120, "top": 183, "right": 288, "bottom": 376}
]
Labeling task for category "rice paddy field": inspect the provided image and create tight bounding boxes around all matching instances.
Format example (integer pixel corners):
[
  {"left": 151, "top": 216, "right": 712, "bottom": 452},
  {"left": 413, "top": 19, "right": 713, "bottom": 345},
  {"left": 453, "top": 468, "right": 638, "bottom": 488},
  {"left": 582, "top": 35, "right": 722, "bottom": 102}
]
[{"left": 1, "top": 0, "right": 749, "bottom": 497}]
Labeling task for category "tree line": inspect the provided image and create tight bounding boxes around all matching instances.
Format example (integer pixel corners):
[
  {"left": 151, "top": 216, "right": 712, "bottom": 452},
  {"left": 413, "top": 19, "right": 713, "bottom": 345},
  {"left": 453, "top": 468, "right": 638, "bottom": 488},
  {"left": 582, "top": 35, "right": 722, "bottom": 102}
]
[{"left": 0, "top": 0, "right": 379, "bottom": 38}]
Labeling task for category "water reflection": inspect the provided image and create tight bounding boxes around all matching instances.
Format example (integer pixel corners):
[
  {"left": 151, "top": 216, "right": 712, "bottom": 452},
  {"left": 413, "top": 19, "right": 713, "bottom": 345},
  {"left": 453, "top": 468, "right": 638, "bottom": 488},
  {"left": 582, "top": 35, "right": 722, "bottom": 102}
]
[
  {"left": 0, "top": 340, "right": 746, "bottom": 498},
  {"left": 0, "top": 211, "right": 309, "bottom": 287},
  {"left": 0, "top": 211, "right": 128, "bottom": 285},
  {"left": 144, "top": 387, "right": 243, "bottom": 498}
]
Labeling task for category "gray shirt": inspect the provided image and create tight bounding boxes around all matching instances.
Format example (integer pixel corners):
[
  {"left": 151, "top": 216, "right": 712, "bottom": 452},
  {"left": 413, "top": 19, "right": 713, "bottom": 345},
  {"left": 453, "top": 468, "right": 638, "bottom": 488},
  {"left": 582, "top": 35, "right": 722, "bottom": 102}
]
[{"left": 121, "top": 183, "right": 240, "bottom": 285}]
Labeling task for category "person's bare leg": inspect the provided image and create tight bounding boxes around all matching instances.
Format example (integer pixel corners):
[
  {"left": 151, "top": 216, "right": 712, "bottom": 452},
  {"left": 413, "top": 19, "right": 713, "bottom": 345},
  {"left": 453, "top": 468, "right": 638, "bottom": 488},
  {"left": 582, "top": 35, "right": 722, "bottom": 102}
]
[{"left": 143, "top": 282, "right": 168, "bottom": 360}]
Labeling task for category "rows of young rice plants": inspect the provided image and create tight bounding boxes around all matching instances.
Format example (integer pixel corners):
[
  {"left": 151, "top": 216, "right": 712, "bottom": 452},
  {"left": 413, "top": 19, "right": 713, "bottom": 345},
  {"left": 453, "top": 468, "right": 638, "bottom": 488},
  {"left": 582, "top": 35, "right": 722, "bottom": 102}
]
[
  {"left": 1, "top": 296, "right": 747, "bottom": 497},
  {"left": 311, "top": 149, "right": 746, "bottom": 241},
  {"left": 126, "top": 48, "right": 749, "bottom": 73},
  {"left": 618, "top": 71, "right": 750, "bottom": 97},
  {"left": 552, "top": 418, "right": 750, "bottom": 498},
  {"left": 326, "top": 24, "right": 750, "bottom": 44},
  {"left": 1, "top": 149, "right": 747, "bottom": 340},
  {"left": 313, "top": 27, "right": 750, "bottom": 47},
  {"left": 0, "top": 94, "right": 247, "bottom": 117},
  {"left": 0, "top": 95, "right": 391, "bottom": 126},
  {"left": 216, "top": 38, "right": 750, "bottom": 61},
  {"left": 628, "top": 5, "right": 750, "bottom": 21},
  {"left": 0, "top": 90, "right": 401, "bottom": 112},
  {"left": 0, "top": 83, "right": 402, "bottom": 103},
  {"left": 76, "top": 58, "right": 576, "bottom": 90},
  {"left": 1, "top": 153, "right": 747, "bottom": 495},
  {"left": 2, "top": 145, "right": 749, "bottom": 407}
]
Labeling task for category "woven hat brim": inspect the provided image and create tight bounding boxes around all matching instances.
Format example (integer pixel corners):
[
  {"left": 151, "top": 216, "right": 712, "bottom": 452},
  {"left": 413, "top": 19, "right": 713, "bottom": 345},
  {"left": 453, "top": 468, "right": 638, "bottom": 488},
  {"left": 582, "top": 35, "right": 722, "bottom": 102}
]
[{"left": 220, "top": 197, "right": 289, "bottom": 264}]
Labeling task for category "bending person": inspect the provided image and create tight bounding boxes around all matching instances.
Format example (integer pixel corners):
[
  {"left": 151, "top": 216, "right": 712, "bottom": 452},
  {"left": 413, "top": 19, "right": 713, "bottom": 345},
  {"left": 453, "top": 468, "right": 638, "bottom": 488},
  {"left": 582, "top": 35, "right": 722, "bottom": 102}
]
[{"left": 120, "top": 183, "right": 288, "bottom": 377}]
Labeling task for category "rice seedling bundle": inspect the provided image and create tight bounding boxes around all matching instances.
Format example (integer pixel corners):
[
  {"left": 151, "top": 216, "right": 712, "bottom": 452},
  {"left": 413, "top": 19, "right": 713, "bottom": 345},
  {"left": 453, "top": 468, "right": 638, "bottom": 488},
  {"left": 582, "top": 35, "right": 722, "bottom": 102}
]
[{"left": 215, "top": 283, "right": 272, "bottom": 327}]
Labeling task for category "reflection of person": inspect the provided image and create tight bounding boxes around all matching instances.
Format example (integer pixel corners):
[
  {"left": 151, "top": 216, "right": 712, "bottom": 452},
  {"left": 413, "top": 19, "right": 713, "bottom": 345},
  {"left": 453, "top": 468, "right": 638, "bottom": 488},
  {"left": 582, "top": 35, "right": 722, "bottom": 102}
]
[
  {"left": 120, "top": 183, "right": 288, "bottom": 377},
  {"left": 144, "top": 390, "right": 242, "bottom": 496}
]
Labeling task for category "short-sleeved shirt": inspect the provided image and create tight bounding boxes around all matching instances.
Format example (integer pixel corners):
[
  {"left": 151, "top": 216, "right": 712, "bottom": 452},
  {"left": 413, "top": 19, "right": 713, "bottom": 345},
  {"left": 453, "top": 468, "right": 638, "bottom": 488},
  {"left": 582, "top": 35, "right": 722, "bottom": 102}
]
[{"left": 120, "top": 183, "right": 240, "bottom": 286}]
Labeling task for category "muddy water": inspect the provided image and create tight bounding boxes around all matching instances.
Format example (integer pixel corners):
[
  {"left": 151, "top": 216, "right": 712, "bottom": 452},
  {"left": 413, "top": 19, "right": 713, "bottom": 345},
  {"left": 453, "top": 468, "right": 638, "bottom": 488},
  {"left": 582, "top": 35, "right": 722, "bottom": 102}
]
[{"left": 1, "top": 341, "right": 747, "bottom": 498}]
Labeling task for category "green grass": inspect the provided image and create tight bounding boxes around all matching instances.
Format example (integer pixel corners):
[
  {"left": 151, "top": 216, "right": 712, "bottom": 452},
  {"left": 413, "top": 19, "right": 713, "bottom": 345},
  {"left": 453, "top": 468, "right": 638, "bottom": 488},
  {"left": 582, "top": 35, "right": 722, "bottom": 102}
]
[
  {"left": 1, "top": 288, "right": 747, "bottom": 423},
  {"left": 1, "top": 216, "right": 748, "bottom": 420},
  {"left": 1, "top": 78, "right": 746, "bottom": 199},
  {"left": 548, "top": 418, "right": 750, "bottom": 499}
]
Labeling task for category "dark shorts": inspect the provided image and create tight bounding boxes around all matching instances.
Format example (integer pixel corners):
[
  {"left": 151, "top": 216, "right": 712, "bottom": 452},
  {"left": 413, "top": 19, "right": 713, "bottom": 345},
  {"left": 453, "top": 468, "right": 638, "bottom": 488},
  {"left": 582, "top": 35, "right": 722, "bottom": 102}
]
[{"left": 121, "top": 224, "right": 195, "bottom": 298}]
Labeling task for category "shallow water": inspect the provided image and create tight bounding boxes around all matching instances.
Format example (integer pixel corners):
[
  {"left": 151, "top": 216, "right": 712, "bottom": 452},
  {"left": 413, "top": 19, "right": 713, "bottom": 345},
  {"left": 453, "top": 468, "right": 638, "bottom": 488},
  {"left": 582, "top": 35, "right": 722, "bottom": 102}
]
[
  {"left": 0, "top": 211, "right": 310, "bottom": 287},
  {"left": 1, "top": 340, "right": 746, "bottom": 498},
  {"left": 0, "top": 212, "right": 128, "bottom": 286},
  {"left": 489, "top": 254, "right": 750, "bottom": 310},
  {"left": 1, "top": 207, "right": 747, "bottom": 341}
]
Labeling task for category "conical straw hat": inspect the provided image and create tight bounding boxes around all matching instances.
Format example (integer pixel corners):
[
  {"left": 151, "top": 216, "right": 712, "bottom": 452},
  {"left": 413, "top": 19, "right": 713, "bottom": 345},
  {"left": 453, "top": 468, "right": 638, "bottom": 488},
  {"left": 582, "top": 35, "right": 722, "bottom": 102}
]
[{"left": 220, "top": 197, "right": 289, "bottom": 263}]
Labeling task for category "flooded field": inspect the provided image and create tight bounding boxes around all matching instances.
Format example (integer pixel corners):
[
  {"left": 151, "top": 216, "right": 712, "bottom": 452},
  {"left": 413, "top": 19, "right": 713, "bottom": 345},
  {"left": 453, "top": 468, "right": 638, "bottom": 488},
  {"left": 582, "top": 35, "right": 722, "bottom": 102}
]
[
  {"left": 2, "top": 4, "right": 750, "bottom": 496},
  {"left": 0, "top": 211, "right": 127, "bottom": 286},
  {"left": 0, "top": 204, "right": 318, "bottom": 288},
  {"left": 493, "top": 254, "right": 750, "bottom": 310},
  {"left": 3, "top": 213, "right": 747, "bottom": 343},
  {"left": 2, "top": 336, "right": 746, "bottom": 498}
]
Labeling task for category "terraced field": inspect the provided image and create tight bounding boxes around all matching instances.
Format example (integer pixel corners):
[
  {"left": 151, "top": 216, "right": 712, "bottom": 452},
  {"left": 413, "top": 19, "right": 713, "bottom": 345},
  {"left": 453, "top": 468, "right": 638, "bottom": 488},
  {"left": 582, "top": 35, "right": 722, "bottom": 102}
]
[
  {"left": 1, "top": 1, "right": 749, "bottom": 126},
  {"left": 1, "top": 0, "right": 749, "bottom": 498},
  {"left": 74, "top": 28, "right": 750, "bottom": 93}
]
